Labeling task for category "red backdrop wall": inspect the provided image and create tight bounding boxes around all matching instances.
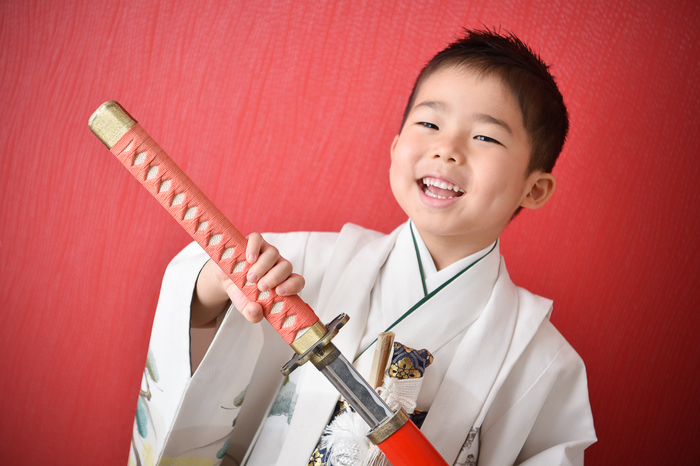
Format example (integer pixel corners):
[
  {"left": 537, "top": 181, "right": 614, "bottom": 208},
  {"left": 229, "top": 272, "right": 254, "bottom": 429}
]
[{"left": 1, "top": 0, "right": 698, "bottom": 464}]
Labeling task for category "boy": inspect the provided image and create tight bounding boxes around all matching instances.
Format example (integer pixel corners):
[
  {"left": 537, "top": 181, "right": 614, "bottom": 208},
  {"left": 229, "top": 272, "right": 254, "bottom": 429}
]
[{"left": 130, "top": 29, "right": 596, "bottom": 466}]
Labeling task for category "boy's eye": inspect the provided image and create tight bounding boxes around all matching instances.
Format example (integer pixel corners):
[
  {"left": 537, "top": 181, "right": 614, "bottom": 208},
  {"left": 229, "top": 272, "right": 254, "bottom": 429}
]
[
  {"left": 475, "top": 135, "right": 501, "bottom": 145},
  {"left": 419, "top": 122, "right": 439, "bottom": 130}
]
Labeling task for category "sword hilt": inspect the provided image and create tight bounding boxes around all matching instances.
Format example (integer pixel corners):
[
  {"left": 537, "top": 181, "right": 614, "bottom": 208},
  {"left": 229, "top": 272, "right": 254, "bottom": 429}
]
[{"left": 89, "top": 101, "right": 321, "bottom": 347}]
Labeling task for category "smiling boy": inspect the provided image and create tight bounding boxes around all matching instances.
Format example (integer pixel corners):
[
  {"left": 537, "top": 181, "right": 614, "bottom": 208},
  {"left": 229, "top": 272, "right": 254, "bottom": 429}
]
[
  {"left": 131, "top": 29, "right": 596, "bottom": 466},
  {"left": 390, "top": 65, "right": 555, "bottom": 270}
]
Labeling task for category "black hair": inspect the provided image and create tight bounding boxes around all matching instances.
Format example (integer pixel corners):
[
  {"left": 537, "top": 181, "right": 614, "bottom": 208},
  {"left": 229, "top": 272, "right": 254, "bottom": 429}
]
[{"left": 401, "top": 28, "right": 569, "bottom": 174}]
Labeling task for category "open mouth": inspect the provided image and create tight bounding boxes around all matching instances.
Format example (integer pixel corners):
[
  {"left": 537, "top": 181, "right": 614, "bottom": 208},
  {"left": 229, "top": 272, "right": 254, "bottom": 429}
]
[{"left": 421, "top": 177, "right": 465, "bottom": 199}]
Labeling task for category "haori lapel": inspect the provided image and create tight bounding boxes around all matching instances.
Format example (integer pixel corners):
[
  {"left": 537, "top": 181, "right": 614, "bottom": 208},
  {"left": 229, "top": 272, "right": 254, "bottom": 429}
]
[{"left": 420, "top": 259, "right": 552, "bottom": 464}]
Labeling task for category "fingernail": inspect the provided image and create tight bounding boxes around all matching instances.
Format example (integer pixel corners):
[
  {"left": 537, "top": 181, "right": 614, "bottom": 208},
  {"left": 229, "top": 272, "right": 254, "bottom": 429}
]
[
  {"left": 247, "top": 272, "right": 258, "bottom": 283},
  {"left": 277, "top": 286, "right": 286, "bottom": 296},
  {"left": 248, "top": 253, "right": 257, "bottom": 263},
  {"left": 258, "top": 281, "right": 269, "bottom": 292}
]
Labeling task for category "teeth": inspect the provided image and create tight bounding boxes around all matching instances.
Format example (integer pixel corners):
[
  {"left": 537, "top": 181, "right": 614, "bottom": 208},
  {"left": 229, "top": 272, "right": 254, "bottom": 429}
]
[
  {"left": 422, "top": 177, "right": 465, "bottom": 193},
  {"left": 422, "top": 177, "right": 465, "bottom": 199},
  {"left": 424, "top": 189, "right": 451, "bottom": 199}
]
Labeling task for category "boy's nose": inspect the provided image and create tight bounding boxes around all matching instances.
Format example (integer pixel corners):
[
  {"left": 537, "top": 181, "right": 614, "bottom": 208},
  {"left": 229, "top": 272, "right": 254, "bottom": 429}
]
[{"left": 431, "top": 138, "right": 465, "bottom": 164}]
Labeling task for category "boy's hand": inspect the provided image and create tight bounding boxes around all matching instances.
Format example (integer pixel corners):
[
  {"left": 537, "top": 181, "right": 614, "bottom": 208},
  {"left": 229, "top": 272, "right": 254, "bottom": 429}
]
[{"left": 193, "top": 233, "right": 305, "bottom": 326}]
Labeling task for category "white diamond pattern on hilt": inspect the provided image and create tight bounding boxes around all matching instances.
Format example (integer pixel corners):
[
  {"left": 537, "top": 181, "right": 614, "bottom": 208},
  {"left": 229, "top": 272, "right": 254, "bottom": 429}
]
[
  {"left": 232, "top": 261, "right": 246, "bottom": 273},
  {"left": 207, "top": 234, "right": 222, "bottom": 246},
  {"left": 197, "top": 220, "right": 208, "bottom": 231},
  {"left": 146, "top": 165, "right": 159, "bottom": 180},
  {"left": 133, "top": 151, "right": 147, "bottom": 165},
  {"left": 282, "top": 315, "right": 296, "bottom": 328},
  {"left": 257, "top": 290, "right": 270, "bottom": 300},
  {"left": 221, "top": 247, "right": 236, "bottom": 260},
  {"left": 171, "top": 193, "right": 185, "bottom": 206},
  {"left": 269, "top": 302, "right": 284, "bottom": 315},
  {"left": 159, "top": 179, "right": 172, "bottom": 193},
  {"left": 184, "top": 206, "right": 198, "bottom": 220}
]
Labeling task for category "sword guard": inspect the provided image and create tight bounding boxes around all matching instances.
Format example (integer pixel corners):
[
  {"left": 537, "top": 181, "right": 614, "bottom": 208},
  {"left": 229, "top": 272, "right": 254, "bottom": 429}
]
[{"left": 281, "top": 313, "right": 349, "bottom": 376}]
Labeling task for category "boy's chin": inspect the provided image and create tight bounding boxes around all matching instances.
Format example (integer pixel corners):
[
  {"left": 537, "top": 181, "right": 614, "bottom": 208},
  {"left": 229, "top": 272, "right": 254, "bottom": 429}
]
[{"left": 411, "top": 219, "right": 502, "bottom": 244}]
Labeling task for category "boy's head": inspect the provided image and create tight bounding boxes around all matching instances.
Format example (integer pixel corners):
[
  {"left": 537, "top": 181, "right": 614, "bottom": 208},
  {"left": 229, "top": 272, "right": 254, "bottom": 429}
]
[
  {"left": 389, "top": 29, "right": 566, "bottom": 268},
  {"left": 400, "top": 28, "right": 569, "bottom": 175}
]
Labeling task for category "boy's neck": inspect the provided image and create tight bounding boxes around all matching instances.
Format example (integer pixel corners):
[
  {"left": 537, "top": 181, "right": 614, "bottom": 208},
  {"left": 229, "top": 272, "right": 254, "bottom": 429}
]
[{"left": 414, "top": 226, "right": 498, "bottom": 272}]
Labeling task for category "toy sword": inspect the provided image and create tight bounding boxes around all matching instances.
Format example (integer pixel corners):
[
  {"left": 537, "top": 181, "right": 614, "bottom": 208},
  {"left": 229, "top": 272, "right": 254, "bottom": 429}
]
[{"left": 89, "top": 101, "right": 447, "bottom": 466}]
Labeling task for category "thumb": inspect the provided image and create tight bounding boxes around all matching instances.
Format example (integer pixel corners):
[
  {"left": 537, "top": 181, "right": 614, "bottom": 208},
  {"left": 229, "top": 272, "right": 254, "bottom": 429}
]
[
  {"left": 210, "top": 261, "right": 264, "bottom": 323},
  {"left": 222, "top": 278, "right": 264, "bottom": 324}
]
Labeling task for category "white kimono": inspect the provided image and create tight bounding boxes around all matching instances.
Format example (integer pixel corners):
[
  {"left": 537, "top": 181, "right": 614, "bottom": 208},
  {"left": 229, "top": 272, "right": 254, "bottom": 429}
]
[{"left": 129, "top": 222, "right": 596, "bottom": 466}]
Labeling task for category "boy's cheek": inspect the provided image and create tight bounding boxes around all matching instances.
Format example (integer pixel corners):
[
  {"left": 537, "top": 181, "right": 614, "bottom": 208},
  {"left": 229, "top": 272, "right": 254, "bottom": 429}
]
[{"left": 388, "top": 168, "right": 410, "bottom": 209}]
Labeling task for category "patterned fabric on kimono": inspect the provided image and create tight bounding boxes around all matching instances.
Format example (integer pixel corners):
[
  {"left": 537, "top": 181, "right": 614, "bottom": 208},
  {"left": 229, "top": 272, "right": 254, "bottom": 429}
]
[{"left": 307, "top": 342, "right": 433, "bottom": 466}]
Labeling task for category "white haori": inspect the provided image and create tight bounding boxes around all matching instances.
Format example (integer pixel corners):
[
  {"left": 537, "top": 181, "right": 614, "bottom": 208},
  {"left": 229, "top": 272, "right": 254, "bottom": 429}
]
[{"left": 139, "top": 221, "right": 595, "bottom": 466}]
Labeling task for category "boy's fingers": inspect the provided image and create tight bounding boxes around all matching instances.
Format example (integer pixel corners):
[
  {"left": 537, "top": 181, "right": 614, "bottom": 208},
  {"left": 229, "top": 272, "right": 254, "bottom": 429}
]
[
  {"left": 228, "top": 233, "right": 303, "bottom": 315},
  {"left": 245, "top": 232, "right": 265, "bottom": 263},
  {"left": 276, "top": 273, "right": 305, "bottom": 297},
  {"left": 247, "top": 244, "right": 282, "bottom": 283},
  {"left": 256, "top": 259, "right": 293, "bottom": 291},
  {"left": 240, "top": 302, "right": 264, "bottom": 323},
  {"left": 208, "top": 252, "right": 271, "bottom": 325},
  {"left": 224, "top": 281, "right": 264, "bottom": 323}
]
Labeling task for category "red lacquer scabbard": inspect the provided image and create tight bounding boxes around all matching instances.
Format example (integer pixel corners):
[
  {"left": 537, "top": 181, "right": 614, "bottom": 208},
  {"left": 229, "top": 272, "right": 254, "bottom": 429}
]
[{"left": 379, "top": 418, "right": 448, "bottom": 465}]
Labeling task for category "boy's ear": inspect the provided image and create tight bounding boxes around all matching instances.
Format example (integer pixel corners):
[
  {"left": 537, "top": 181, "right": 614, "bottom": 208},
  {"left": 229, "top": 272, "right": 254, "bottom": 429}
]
[
  {"left": 390, "top": 135, "right": 399, "bottom": 156},
  {"left": 520, "top": 172, "right": 556, "bottom": 210}
]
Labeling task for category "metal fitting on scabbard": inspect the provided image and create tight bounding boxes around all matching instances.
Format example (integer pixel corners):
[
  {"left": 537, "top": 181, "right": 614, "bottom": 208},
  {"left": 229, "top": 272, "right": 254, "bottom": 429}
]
[
  {"left": 367, "top": 408, "right": 410, "bottom": 445},
  {"left": 281, "top": 313, "right": 349, "bottom": 376},
  {"left": 89, "top": 101, "right": 137, "bottom": 149}
]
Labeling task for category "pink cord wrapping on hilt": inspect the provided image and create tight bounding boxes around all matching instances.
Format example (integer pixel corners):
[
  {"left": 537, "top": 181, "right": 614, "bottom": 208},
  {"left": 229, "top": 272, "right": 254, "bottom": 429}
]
[{"left": 110, "top": 124, "right": 319, "bottom": 344}]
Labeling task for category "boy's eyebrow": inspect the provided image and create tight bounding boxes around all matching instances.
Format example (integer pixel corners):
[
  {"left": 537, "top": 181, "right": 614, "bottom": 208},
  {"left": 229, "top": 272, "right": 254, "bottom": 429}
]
[
  {"left": 413, "top": 100, "right": 445, "bottom": 111},
  {"left": 413, "top": 102, "right": 514, "bottom": 136},
  {"left": 473, "top": 113, "right": 513, "bottom": 135}
]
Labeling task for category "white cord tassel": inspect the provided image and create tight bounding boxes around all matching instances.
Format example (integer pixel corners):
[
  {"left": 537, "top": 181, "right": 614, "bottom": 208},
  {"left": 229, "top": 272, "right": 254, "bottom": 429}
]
[
  {"left": 320, "top": 411, "right": 370, "bottom": 466},
  {"left": 376, "top": 376, "right": 424, "bottom": 415},
  {"left": 363, "top": 445, "right": 390, "bottom": 466}
]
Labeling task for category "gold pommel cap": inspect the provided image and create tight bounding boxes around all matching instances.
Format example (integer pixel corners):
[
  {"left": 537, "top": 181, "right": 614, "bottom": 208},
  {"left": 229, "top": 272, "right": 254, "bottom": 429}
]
[{"left": 88, "top": 101, "right": 137, "bottom": 149}]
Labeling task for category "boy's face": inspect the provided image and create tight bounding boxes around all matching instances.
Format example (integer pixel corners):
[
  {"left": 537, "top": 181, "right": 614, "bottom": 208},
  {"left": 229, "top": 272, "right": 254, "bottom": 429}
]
[{"left": 390, "top": 66, "right": 552, "bottom": 264}]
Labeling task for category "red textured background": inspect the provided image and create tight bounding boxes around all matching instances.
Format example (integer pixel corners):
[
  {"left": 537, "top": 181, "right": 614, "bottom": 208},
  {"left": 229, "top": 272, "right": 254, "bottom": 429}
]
[{"left": 1, "top": 0, "right": 698, "bottom": 464}]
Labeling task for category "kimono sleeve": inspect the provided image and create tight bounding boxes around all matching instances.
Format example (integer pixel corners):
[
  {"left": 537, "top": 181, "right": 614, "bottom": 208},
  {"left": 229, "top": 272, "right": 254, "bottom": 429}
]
[
  {"left": 514, "top": 342, "right": 597, "bottom": 465},
  {"left": 130, "top": 241, "right": 220, "bottom": 462},
  {"left": 479, "top": 322, "right": 597, "bottom": 465}
]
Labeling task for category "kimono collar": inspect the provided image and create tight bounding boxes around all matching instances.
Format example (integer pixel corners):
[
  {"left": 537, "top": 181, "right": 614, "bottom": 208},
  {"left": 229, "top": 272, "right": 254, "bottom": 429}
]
[
  {"left": 355, "top": 223, "right": 499, "bottom": 362},
  {"left": 409, "top": 220, "right": 497, "bottom": 296}
]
